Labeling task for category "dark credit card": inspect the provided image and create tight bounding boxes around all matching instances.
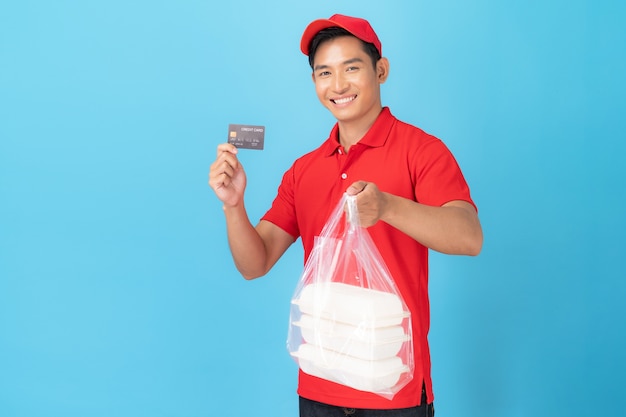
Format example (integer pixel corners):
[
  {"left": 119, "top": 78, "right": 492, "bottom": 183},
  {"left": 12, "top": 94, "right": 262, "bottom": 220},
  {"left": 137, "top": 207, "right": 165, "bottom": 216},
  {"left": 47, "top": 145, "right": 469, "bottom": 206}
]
[{"left": 228, "top": 124, "right": 265, "bottom": 150}]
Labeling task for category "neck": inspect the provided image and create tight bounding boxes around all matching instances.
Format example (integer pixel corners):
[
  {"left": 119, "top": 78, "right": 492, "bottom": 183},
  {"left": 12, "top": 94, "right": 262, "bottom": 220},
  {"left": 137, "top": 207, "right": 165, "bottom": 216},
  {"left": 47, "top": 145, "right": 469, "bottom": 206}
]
[{"left": 337, "top": 106, "right": 383, "bottom": 152}]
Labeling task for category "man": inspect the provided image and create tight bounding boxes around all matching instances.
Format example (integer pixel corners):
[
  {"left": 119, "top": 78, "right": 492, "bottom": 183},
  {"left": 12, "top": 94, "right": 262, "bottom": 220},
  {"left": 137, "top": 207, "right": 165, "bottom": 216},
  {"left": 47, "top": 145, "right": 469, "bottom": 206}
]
[{"left": 209, "top": 13, "right": 483, "bottom": 417}]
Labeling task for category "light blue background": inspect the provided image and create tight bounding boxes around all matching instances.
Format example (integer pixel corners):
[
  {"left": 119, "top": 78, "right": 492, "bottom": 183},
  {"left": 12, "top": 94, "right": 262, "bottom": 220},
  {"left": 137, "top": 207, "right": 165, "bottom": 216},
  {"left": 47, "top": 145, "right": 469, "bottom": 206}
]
[{"left": 1, "top": 1, "right": 624, "bottom": 416}]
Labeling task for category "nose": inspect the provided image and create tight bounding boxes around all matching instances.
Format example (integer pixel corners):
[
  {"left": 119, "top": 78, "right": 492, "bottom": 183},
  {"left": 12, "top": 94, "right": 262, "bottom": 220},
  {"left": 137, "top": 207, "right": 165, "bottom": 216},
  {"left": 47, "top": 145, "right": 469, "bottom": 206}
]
[{"left": 333, "top": 72, "right": 349, "bottom": 94}]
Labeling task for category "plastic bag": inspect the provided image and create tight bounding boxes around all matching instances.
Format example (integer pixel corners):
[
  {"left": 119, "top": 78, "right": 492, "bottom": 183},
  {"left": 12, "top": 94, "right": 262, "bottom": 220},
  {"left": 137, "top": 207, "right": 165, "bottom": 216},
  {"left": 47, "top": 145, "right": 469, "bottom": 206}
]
[{"left": 287, "top": 193, "right": 414, "bottom": 400}]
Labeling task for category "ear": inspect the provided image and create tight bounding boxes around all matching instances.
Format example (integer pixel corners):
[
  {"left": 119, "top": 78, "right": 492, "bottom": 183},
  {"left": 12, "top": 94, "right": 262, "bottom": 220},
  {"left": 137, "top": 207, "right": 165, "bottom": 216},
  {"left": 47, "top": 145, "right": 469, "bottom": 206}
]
[
  {"left": 376, "top": 57, "right": 390, "bottom": 84},
  {"left": 311, "top": 71, "right": 315, "bottom": 83}
]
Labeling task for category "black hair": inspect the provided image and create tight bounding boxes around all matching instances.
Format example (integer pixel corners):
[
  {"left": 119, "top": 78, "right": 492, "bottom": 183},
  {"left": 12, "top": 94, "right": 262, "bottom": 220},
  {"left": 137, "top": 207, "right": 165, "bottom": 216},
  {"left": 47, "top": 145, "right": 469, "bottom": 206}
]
[{"left": 308, "top": 27, "right": 381, "bottom": 70}]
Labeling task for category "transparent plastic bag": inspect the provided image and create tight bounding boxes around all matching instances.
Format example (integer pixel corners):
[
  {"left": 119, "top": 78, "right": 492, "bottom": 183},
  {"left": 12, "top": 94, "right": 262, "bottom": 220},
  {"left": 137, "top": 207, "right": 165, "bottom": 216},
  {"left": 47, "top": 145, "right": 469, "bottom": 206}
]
[{"left": 287, "top": 193, "right": 414, "bottom": 400}]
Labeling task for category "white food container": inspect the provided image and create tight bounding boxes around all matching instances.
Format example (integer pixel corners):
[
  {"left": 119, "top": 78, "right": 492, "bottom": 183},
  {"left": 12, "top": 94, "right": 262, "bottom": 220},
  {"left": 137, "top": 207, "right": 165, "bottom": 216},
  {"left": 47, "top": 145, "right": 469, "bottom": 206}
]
[
  {"left": 292, "top": 282, "right": 409, "bottom": 328},
  {"left": 294, "top": 314, "right": 409, "bottom": 360},
  {"left": 292, "top": 343, "right": 409, "bottom": 393}
]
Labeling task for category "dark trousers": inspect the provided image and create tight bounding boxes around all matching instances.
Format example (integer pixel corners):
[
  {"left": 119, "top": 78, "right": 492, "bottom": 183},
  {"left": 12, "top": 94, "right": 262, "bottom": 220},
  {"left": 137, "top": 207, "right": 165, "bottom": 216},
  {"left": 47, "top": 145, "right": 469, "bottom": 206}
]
[{"left": 299, "top": 387, "right": 434, "bottom": 417}]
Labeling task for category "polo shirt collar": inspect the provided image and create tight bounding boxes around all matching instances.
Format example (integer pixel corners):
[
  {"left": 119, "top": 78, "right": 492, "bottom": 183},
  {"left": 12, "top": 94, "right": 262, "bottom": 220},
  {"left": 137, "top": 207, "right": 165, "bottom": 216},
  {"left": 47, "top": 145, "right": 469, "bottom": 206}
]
[{"left": 321, "top": 107, "right": 395, "bottom": 156}]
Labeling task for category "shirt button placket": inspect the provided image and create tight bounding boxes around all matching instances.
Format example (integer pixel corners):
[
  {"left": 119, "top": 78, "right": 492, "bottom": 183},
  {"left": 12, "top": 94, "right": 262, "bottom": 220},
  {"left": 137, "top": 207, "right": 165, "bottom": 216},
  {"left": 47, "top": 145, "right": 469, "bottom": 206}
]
[{"left": 337, "top": 147, "right": 348, "bottom": 182}]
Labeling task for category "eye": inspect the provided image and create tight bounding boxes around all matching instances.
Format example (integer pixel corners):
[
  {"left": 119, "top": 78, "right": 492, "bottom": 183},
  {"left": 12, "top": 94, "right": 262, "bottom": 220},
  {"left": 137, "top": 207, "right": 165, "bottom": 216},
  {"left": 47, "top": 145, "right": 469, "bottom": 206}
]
[
  {"left": 346, "top": 66, "right": 359, "bottom": 72},
  {"left": 318, "top": 70, "right": 331, "bottom": 77}
]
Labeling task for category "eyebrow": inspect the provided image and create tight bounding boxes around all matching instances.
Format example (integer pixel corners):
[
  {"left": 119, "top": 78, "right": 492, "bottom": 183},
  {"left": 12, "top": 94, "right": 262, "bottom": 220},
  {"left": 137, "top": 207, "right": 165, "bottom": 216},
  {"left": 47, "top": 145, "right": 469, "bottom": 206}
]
[{"left": 313, "top": 57, "right": 366, "bottom": 72}]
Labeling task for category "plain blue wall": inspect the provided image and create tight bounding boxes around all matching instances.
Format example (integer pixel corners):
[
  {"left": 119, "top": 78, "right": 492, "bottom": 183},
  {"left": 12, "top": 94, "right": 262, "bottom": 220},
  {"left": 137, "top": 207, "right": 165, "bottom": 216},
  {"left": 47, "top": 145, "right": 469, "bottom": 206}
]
[{"left": 1, "top": 1, "right": 624, "bottom": 416}]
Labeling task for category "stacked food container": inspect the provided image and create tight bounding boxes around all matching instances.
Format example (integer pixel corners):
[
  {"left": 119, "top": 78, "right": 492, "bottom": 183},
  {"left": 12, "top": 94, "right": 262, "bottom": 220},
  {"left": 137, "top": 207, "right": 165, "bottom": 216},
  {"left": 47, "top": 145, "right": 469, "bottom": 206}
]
[{"left": 290, "top": 282, "right": 411, "bottom": 393}]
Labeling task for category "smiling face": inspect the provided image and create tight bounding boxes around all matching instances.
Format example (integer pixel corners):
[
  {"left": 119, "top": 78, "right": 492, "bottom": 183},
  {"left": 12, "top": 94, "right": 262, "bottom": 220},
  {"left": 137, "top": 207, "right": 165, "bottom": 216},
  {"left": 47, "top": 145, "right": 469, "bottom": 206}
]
[{"left": 311, "top": 36, "right": 389, "bottom": 130}]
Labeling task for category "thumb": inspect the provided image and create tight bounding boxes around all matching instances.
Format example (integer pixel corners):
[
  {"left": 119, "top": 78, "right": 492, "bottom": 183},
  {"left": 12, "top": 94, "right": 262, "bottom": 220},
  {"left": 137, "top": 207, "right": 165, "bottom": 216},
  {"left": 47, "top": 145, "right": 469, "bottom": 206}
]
[{"left": 346, "top": 181, "right": 367, "bottom": 196}]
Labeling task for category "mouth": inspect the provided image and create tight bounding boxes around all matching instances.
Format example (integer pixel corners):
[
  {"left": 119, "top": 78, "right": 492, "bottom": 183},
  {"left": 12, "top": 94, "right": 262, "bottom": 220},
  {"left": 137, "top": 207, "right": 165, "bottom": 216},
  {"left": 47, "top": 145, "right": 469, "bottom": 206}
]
[{"left": 331, "top": 95, "right": 356, "bottom": 105}]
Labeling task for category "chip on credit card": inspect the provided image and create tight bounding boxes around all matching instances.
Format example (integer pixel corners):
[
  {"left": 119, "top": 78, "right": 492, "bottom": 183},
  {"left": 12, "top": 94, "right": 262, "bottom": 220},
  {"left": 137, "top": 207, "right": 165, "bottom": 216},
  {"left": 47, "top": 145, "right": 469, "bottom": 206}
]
[{"left": 228, "top": 124, "right": 265, "bottom": 150}]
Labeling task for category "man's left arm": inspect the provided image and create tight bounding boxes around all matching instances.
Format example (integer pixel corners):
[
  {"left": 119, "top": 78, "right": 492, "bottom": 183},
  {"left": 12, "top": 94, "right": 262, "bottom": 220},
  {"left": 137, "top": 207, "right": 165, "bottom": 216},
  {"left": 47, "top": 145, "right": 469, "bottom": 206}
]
[{"left": 347, "top": 181, "right": 483, "bottom": 256}]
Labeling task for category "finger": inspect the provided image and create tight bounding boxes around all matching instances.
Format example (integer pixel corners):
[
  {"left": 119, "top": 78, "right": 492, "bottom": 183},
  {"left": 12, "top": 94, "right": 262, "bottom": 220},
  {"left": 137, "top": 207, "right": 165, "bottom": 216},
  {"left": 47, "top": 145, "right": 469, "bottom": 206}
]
[
  {"left": 209, "top": 167, "right": 235, "bottom": 190},
  {"left": 216, "top": 142, "right": 239, "bottom": 157},
  {"left": 211, "top": 151, "right": 239, "bottom": 175},
  {"left": 209, "top": 160, "right": 235, "bottom": 183}
]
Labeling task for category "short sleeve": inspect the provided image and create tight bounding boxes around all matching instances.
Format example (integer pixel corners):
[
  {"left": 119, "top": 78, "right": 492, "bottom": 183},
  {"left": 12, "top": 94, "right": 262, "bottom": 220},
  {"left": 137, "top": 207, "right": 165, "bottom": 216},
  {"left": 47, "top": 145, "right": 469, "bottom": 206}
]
[
  {"left": 261, "top": 164, "right": 300, "bottom": 239},
  {"left": 413, "top": 139, "right": 477, "bottom": 211}
]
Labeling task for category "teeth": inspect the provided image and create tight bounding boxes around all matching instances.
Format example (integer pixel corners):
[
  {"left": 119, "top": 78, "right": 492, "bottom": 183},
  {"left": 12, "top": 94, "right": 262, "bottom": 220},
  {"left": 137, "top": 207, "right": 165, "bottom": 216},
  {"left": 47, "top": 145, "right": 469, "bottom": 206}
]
[{"left": 333, "top": 96, "right": 355, "bottom": 104}]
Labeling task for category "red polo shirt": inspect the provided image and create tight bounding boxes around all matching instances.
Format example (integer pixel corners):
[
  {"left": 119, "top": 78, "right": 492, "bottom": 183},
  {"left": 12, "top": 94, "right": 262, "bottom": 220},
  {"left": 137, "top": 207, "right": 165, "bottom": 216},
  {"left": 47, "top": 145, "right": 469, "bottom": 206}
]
[{"left": 261, "top": 107, "right": 475, "bottom": 409}]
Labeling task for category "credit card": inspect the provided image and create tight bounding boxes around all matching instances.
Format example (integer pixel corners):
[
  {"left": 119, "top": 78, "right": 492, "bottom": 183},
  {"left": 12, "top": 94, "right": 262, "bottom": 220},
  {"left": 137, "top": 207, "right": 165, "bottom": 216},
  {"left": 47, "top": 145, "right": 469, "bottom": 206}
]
[{"left": 227, "top": 124, "right": 265, "bottom": 150}]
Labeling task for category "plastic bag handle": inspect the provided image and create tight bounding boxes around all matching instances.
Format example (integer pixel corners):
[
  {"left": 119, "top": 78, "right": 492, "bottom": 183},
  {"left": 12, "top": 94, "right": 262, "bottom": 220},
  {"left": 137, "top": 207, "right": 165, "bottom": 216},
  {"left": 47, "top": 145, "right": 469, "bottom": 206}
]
[{"left": 345, "top": 194, "right": 360, "bottom": 228}]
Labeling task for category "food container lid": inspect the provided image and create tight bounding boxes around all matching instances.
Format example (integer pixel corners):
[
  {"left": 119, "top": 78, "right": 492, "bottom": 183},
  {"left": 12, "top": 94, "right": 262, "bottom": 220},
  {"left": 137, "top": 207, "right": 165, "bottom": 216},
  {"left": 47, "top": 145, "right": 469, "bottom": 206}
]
[
  {"left": 291, "top": 343, "right": 410, "bottom": 393},
  {"left": 294, "top": 314, "right": 409, "bottom": 345},
  {"left": 292, "top": 282, "right": 409, "bottom": 328}
]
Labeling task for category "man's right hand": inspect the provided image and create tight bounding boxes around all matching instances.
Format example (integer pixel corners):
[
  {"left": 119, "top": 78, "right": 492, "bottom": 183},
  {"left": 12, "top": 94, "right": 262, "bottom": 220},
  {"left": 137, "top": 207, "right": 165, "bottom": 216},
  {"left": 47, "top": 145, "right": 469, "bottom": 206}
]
[{"left": 209, "top": 143, "right": 246, "bottom": 208}]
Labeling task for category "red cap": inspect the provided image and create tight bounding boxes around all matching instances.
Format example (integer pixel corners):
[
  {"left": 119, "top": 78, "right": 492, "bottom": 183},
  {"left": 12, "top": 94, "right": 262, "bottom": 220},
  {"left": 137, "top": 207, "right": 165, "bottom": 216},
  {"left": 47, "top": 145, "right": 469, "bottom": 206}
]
[{"left": 300, "top": 14, "right": 382, "bottom": 57}]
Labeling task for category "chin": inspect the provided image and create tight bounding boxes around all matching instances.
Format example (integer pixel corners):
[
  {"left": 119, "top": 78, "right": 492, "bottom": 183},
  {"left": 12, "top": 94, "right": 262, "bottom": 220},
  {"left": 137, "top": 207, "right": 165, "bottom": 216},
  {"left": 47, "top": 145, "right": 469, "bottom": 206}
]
[{"left": 327, "top": 107, "right": 358, "bottom": 122}]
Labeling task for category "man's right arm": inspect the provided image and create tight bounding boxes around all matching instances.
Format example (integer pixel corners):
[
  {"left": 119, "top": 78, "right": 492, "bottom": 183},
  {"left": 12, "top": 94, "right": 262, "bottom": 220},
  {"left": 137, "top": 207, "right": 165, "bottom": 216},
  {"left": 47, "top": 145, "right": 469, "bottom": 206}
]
[
  {"left": 223, "top": 205, "right": 294, "bottom": 279},
  {"left": 209, "top": 143, "right": 294, "bottom": 279}
]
